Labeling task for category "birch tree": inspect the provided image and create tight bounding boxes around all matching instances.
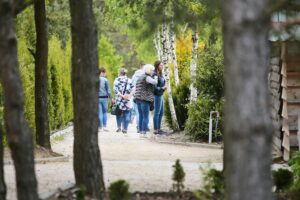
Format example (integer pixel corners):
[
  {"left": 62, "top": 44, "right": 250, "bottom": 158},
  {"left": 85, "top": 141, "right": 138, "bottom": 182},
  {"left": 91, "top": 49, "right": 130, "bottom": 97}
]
[
  {"left": 154, "top": 27, "right": 162, "bottom": 61},
  {"left": 69, "top": 0, "right": 105, "bottom": 198},
  {"left": 169, "top": 22, "right": 180, "bottom": 87},
  {"left": 222, "top": 0, "right": 273, "bottom": 199},
  {"left": 0, "top": 128, "right": 5, "bottom": 200},
  {"left": 0, "top": 0, "right": 38, "bottom": 199},
  {"left": 34, "top": 0, "right": 51, "bottom": 149},
  {"left": 162, "top": 22, "right": 180, "bottom": 131},
  {"left": 190, "top": 26, "right": 199, "bottom": 102}
]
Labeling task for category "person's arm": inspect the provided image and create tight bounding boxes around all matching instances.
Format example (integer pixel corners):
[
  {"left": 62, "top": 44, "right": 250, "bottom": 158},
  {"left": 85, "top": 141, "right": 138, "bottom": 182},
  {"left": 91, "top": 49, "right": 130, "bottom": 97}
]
[
  {"left": 145, "top": 75, "right": 158, "bottom": 85},
  {"left": 105, "top": 79, "right": 112, "bottom": 98}
]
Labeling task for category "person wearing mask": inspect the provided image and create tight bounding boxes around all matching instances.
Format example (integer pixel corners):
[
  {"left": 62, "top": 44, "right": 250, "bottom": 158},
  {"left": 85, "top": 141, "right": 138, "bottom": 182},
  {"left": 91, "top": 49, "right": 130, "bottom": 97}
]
[
  {"left": 153, "top": 61, "right": 167, "bottom": 135},
  {"left": 113, "top": 67, "right": 134, "bottom": 134},
  {"left": 98, "top": 67, "right": 112, "bottom": 132},
  {"left": 135, "top": 64, "right": 158, "bottom": 136}
]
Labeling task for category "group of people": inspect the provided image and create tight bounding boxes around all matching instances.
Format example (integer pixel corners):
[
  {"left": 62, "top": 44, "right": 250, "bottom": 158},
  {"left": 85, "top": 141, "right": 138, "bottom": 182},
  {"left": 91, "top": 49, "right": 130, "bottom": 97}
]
[{"left": 98, "top": 60, "right": 166, "bottom": 136}]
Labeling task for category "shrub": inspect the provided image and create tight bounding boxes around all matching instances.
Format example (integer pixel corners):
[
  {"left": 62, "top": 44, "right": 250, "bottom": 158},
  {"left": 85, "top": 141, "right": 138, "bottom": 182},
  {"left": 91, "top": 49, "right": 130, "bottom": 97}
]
[
  {"left": 273, "top": 169, "right": 294, "bottom": 192},
  {"left": 164, "top": 79, "right": 190, "bottom": 130},
  {"left": 172, "top": 159, "right": 186, "bottom": 193},
  {"left": 108, "top": 180, "right": 131, "bottom": 200},
  {"left": 289, "top": 152, "right": 300, "bottom": 192},
  {"left": 195, "top": 168, "right": 224, "bottom": 200},
  {"left": 185, "top": 98, "right": 223, "bottom": 141}
]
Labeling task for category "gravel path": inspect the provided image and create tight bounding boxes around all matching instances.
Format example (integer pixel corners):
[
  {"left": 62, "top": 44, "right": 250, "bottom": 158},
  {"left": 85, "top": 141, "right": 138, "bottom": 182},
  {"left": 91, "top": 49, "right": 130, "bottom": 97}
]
[{"left": 4, "top": 115, "right": 223, "bottom": 200}]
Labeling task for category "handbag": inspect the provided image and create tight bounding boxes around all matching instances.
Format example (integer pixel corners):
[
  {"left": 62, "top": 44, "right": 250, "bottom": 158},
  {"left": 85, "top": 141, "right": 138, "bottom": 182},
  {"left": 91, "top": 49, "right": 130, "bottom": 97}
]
[{"left": 150, "top": 101, "right": 154, "bottom": 111}]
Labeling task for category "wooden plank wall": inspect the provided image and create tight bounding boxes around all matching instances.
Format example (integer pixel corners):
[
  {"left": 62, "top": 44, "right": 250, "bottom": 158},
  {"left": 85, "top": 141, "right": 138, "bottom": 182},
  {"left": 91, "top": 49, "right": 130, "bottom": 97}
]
[{"left": 286, "top": 41, "right": 300, "bottom": 148}]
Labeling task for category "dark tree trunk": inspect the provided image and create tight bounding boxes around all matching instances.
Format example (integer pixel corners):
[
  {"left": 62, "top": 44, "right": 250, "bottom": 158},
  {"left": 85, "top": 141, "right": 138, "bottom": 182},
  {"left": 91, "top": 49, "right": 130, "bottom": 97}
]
[
  {"left": 34, "top": 0, "right": 51, "bottom": 149},
  {"left": 0, "top": 1, "right": 38, "bottom": 200},
  {"left": 222, "top": 0, "right": 273, "bottom": 200},
  {"left": 0, "top": 130, "right": 6, "bottom": 200},
  {"left": 69, "top": 0, "right": 105, "bottom": 198}
]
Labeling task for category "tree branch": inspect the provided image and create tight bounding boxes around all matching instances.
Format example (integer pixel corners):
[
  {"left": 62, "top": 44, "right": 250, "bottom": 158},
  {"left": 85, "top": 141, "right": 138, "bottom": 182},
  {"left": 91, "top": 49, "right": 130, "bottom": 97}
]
[
  {"left": 272, "top": 17, "right": 300, "bottom": 29},
  {"left": 13, "top": 0, "right": 34, "bottom": 16}
]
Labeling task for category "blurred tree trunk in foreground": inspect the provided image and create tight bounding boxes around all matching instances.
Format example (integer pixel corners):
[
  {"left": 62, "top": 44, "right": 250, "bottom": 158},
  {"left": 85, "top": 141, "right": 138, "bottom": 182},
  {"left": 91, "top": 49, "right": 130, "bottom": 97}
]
[{"left": 222, "top": 0, "right": 273, "bottom": 199}]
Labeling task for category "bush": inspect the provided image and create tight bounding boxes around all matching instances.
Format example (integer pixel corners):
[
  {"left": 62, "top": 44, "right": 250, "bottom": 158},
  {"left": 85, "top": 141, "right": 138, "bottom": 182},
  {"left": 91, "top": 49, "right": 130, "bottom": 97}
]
[
  {"left": 195, "top": 168, "right": 224, "bottom": 200},
  {"left": 172, "top": 159, "right": 186, "bottom": 193},
  {"left": 164, "top": 79, "right": 190, "bottom": 130},
  {"left": 108, "top": 180, "right": 131, "bottom": 200},
  {"left": 185, "top": 98, "right": 223, "bottom": 141},
  {"left": 289, "top": 152, "right": 300, "bottom": 192},
  {"left": 273, "top": 169, "right": 294, "bottom": 192}
]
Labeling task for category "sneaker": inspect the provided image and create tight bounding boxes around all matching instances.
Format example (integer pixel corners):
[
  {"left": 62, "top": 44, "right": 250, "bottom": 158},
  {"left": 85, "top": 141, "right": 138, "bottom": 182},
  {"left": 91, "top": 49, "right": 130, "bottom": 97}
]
[
  {"left": 158, "top": 130, "right": 167, "bottom": 135},
  {"left": 122, "top": 129, "right": 127, "bottom": 134},
  {"left": 153, "top": 130, "right": 159, "bottom": 135},
  {"left": 103, "top": 128, "right": 109, "bottom": 132},
  {"left": 146, "top": 128, "right": 150, "bottom": 132},
  {"left": 116, "top": 128, "right": 121, "bottom": 132}
]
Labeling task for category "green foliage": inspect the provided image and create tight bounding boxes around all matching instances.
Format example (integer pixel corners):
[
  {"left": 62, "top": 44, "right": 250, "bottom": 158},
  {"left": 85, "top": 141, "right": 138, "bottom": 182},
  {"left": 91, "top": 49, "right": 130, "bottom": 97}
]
[
  {"left": 185, "top": 98, "right": 223, "bottom": 141},
  {"left": 172, "top": 159, "right": 185, "bottom": 193},
  {"left": 75, "top": 185, "right": 87, "bottom": 200},
  {"left": 273, "top": 169, "right": 294, "bottom": 192},
  {"left": 289, "top": 152, "right": 300, "bottom": 192},
  {"left": 185, "top": 40, "right": 224, "bottom": 141},
  {"left": 164, "top": 79, "right": 190, "bottom": 130},
  {"left": 195, "top": 168, "right": 224, "bottom": 200},
  {"left": 108, "top": 180, "right": 131, "bottom": 200}
]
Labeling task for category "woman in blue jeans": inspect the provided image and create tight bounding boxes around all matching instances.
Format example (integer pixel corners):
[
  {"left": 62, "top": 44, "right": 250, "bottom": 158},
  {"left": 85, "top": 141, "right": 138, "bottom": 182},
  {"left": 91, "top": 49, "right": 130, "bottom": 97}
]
[
  {"left": 153, "top": 60, "right": 167, "bottom": 135},
  {"left": 135, "top": 64, "right": 158, "bottom": 135},
  {"left": 98, "top": 67, "right": 112, "bottom": 131}
]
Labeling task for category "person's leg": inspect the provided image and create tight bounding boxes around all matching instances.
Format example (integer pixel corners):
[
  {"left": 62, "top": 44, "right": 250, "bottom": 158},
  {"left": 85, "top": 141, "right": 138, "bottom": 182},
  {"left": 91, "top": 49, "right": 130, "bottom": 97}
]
[
  {"left": 99, "top": 99, "right": 103, "bottom": 129},
  {"left": 137, "top": 102, "right": 143, "bottom": 133},
  {"left": 134, "top": 102, "right": 139, "bottom": 131},
  {"left": 141, "top": 101, "right": 150, "bottom": 133},
  {"left": 153, "top": 96, "right": 161, "bottom": 133},
  {"left": 123, "top": 110, "right": 131, "bottom": 132},
  {"left": 102, "top": 98, "right": 108, "bottom": 128},
  {"left": 158, "top": 96, "right": 164, "bottom": 131},
  {"left": 116, "top": 112, "right": 122, "bottom": 131}
]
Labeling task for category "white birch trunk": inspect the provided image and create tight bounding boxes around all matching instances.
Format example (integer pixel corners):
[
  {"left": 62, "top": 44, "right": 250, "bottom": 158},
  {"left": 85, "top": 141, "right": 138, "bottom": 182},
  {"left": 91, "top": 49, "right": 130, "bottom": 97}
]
[
  {"left": 190, "top": 27, "right": 198, "bottom": 102},
  {"left": 162, "top": 22, "right": 180, "bottom": 131},
  {"left": 169, "top": 23, "right": 179, "bottom": 87},
  {"left": 153, "top": 28, "right": 162, "bottom": 61}
]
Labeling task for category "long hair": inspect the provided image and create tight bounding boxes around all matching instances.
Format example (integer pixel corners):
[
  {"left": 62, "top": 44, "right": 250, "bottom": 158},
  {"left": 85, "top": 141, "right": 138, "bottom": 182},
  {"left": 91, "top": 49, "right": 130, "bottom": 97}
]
[{"left": 154, "top": 60, "right": 162, "bottom": 75}]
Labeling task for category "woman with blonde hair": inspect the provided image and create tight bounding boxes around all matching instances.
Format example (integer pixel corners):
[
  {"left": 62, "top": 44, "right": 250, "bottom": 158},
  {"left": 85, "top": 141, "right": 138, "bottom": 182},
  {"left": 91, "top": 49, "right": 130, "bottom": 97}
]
[{"left": 134, "top": 64, "right": 158, "bottom": 136}]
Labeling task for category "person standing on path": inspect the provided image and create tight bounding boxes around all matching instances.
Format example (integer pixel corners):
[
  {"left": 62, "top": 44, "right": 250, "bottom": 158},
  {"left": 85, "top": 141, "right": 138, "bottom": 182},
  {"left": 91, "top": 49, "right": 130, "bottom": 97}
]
[
  {"left": 135, "top": 64, "right": 157, "bottom": 136},
  {"left": 153, "top": 61, "right": 167, "bottom": 135},
  {"left": 113, "top": 67, "right": 134, "bottom": 134},
  {"left": 131, "top": 63, "right": 145, "bottom": 132},
  {"left": 98, "top": 67, "right": 112, "bottom": 131}
]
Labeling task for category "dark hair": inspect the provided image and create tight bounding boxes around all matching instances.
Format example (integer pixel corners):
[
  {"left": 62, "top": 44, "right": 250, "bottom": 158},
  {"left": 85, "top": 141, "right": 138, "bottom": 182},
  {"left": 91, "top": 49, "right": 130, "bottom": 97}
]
[
  {"left": 99, "top": 67, "right": 106, "bottom": 74},
  {"left": 154, "top": 60, "right": 162, "bottom": 74}
]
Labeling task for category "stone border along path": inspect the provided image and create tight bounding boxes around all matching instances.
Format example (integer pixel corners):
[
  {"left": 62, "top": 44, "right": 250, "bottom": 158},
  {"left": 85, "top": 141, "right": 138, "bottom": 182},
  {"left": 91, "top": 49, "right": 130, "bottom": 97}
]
[{"left": 4, "top": 114, "right": 223, "bottom": 200}]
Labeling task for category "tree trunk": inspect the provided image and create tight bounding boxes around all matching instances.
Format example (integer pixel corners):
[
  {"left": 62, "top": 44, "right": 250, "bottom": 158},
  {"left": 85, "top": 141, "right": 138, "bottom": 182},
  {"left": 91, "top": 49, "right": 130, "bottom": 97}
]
[
  {"left": 169, "top": 23, "right": 179, "bottom": 87},
  {"left": 69, "top": 0, "right": 105, "bottom": 198},
  {"left": 222, "top": 1, "right": 273, "bottom": 200},
  {"left": 0, "top": 1, "right": 38, "bottom": 200},
  {"left": 162, "top": 22, "right": 180, "bottom": 131},
  {"left": 34, "top": 0, "right": 51, "bottom": 149},
  {"left": 190, "top": 27, "right": 198, "bottom": 102},
  {"left": 154, "top": 27, "right": 162, "bottom": 61},
  {"left": 0, "top": 129, "right": 5, "bottom": 200}
]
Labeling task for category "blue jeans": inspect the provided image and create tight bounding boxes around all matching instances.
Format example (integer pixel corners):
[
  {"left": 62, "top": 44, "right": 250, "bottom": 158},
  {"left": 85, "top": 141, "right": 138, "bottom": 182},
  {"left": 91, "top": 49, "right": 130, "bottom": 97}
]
[
  {"left": 153, "top": 95, "right": 164, "bottom": 130},
  {"left": 137, "top": 101, "right": 150, "bottom": 133},
  {"left": 99, "top": 98, "right": 108, "bottom": 128},
  {"left": 116, "top": 110, "right": 131, "bottom": 130}
]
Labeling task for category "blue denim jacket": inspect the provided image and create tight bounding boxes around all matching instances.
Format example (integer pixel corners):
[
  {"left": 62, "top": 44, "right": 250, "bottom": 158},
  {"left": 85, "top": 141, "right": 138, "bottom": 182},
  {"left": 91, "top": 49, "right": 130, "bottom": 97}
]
[
  {"left": 99, "top": 76, "right": 112, "bottom": 98},
  {"left": 153, "top": 72, "right": 165, "bottom": 96}
]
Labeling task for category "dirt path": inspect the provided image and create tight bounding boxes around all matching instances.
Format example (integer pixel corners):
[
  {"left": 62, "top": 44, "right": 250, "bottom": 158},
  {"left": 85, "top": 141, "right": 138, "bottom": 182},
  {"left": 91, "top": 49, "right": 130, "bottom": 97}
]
[{"left": 4, "top": 115, "right": 223, "bottom": 200}]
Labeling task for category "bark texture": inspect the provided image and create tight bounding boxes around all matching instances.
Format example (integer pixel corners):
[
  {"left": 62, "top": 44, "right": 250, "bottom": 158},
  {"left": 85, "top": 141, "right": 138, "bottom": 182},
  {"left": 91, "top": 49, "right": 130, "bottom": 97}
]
[
  {"left": 169, "top": 25, "right": 179, "bottom": 87},
  {"left": 0, "top": 0, "right": 38, "bottom": 199},
  {"left": 190, "top": 27, "right": 198, "bottom": 102},
  {"left": 222, "top": 0, "right": 273, "bottom": 200},
  {"left": 154, "top": 27, "right": 162, "bottom": 61},
  {"left": 0, "top": 130, "right": 5, "bottom": 200},
  {"left": 69, "top": 0, "right": 105, "bottom": 198},
  {"left": 34, "top": 0, "right": 51, "bottom": 149},
  {"left": 162, "top": 22, "right": 180, "bottom": 131}
]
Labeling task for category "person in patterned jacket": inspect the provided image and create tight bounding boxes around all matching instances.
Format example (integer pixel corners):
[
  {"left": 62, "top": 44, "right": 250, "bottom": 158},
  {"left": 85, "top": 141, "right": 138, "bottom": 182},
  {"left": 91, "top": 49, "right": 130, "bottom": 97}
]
[{"left": 113, "top": 67, "right": 135, "bottom": 134}]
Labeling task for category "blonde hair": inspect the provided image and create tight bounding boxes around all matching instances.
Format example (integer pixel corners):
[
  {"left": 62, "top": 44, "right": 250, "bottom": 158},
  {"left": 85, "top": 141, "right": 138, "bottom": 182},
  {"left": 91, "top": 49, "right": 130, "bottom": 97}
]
[{"left": 143, "top": 64, "right": 155, "bottom": 75}]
